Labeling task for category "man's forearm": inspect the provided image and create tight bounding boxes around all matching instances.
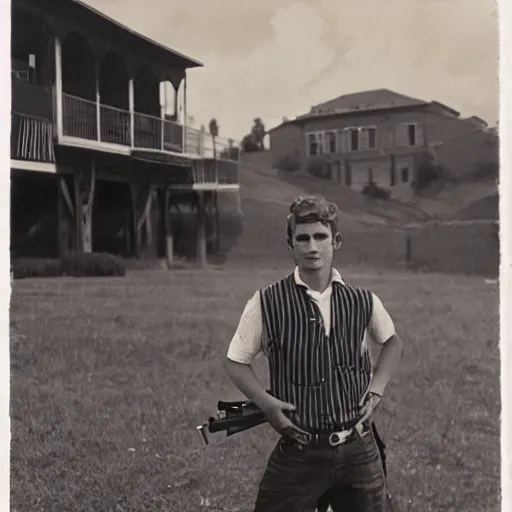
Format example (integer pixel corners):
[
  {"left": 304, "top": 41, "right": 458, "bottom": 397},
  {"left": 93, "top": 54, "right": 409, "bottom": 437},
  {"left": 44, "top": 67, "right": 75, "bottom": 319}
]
[
  {"left": 223, "top": 358, "right": 278, "bottom": 412},
  {"left": 369, "top": 334, "right": 403, "bottom": 397}
]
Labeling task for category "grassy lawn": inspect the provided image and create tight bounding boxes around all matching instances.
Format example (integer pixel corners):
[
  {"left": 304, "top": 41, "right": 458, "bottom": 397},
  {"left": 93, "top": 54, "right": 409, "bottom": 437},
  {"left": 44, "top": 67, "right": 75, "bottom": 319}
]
[{"left": 10, "top": 267, "right": 499, "bottom": 511}]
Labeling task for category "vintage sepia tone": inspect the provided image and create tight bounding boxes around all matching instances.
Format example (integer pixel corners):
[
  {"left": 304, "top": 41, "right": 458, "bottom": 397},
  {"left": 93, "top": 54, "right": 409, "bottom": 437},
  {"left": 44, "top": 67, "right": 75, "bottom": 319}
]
[{"left": 9, "top": 0, "right": 499, "bottom": 511}]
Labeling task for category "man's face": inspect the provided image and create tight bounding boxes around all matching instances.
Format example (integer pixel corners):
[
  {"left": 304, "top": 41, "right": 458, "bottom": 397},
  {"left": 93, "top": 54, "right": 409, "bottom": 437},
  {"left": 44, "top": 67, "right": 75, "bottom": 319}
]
[{"left": 291, "top": 221, "right": 334, "bottom": 271}]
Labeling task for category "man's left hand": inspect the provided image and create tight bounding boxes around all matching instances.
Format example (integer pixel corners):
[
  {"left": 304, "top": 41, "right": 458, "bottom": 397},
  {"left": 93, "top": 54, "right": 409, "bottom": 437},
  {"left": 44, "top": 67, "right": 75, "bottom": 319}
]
[{"left": 357, "top": 391, "right": 381, "bottom": 425}]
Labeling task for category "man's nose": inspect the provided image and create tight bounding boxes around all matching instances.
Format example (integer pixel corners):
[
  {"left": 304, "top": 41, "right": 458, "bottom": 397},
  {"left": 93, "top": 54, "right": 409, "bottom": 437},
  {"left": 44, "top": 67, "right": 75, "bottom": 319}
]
[{"left": 307, "top": 239, "right": 318, "bottom": 251}]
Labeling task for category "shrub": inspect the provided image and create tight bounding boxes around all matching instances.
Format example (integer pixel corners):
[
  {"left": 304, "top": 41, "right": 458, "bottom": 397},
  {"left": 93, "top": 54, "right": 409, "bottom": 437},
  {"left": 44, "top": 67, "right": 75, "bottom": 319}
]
[
  {"left": 274, "top": 154, "right": 301, "bottom": 172},
  {"left": 361, "top": 182, "right": 391, "bottom": 200},
  {"left": 60, "top": 251, "right": 126, "bottom": 277},
  {"left": 306, "top": 159, "right": 330, "bottom": 180},
  {"left": 12, "top": 251, "right": 126, "bottom": 279},
  {"left": 12, "top": 258, "right": 62, "bottom": 279},
  {"left": 413, "top": 163, "right": 447, "bottom": 193},
  {"left": 471, "top": 161, "right": 499, "bottom": 181}
]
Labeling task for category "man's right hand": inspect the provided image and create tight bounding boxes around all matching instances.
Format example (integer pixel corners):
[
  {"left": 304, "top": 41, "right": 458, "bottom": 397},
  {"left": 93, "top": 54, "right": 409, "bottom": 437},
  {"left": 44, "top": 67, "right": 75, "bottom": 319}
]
[{"left": 261, "top": 398, "right": 310, "bottom": 445}]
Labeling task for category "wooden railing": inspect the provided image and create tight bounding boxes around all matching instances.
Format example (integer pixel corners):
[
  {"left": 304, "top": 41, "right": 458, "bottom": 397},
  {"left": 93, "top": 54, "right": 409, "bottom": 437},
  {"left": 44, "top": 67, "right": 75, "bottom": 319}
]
[
  {"left": 192, "top": 158, "right": 239, "bottom": 185},
  {"left": 61, "top": 93, "right": 184, "bottom": 152},
  {"left": 11, "top": 112, "right": 55, "bottom": 163}
]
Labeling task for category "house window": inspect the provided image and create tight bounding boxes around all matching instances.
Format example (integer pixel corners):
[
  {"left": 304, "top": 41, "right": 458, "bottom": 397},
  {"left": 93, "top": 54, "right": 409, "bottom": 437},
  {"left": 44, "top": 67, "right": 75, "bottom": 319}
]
[
  {"left": 325, "top": 131, "right": 337, "bottom": 153},
  {"left": 368, "top": 128, "right": 376, "bottom": 149},
  {"left": 407, "top": 124, "right": 417, "bottom": 146},
  {"left": 401, "top": 168, "right": 409, "bottom": 183},
  {"left": 349, "top": 129, "right": 359, "bottom": 151},
  {"left": 307, "top": 133, "right": 324, "bottom": 156}
]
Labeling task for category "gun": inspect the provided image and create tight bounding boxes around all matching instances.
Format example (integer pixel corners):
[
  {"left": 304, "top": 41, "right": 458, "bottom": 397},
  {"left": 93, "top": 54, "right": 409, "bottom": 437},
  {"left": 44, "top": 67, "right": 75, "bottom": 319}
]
[{"left": 196, "top": 396, "right": 268, "bottom": 445}]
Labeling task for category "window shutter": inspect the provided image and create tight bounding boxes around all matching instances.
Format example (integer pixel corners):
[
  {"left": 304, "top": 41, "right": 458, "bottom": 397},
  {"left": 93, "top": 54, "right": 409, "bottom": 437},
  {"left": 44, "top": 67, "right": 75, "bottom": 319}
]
[
  {"left": 340, "top": 130, "right": 348, "bottom": 153},
  {"left": 395, "top": 124, "right": 407, "bottom": 147},
  {"left": 416, "top": 124, "right": 425, "bottom": 146},
  {"left": 359, "top": 128, "right": 369, "bottom": 150}
]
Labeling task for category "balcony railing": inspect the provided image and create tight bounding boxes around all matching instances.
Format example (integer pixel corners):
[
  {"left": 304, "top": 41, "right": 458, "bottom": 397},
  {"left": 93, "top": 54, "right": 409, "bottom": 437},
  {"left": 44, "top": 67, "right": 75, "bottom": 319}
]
[
  {"left": 192, "top": 158, "right": 239, "bottom": 185},
  {"left": 61, "top": 93, "right": 184, "bottom": 152},
  {"left": 11, "top": 112, "right": 55, "bottom": 163}
]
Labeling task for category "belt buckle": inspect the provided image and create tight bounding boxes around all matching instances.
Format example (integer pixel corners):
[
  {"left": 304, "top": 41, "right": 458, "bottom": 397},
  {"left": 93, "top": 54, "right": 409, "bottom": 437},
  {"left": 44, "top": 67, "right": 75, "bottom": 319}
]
[{"left": 328, "top": 430, "right": 350, "bottom": 447}]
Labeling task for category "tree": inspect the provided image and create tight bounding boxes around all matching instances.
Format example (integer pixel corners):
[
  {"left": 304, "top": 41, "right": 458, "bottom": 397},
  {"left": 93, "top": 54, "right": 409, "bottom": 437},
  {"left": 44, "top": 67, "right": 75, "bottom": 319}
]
[
  {"left": 241, "top": 118, "right": 267, "bottom": 153},
  {"left": 251, "top": 118, "right": 266, "bottom": 150},
  {"left": 209, "top": 118, "right": 219, "bottom": 160}
]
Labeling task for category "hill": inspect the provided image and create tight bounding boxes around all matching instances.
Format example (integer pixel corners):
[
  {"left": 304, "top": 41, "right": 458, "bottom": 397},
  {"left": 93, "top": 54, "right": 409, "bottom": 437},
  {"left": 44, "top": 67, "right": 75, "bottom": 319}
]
[
  {"left": 224, "top": 151, "right": 498, "bottom": 274},
  {"left": 227, "top": 155, "right": 424, "bottom": 268}
]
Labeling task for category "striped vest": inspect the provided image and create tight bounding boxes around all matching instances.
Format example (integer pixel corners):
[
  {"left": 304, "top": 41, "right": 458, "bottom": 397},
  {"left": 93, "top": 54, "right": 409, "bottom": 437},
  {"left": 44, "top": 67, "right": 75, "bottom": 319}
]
[{"left": 259, "top": 273, "right": 374, "bottom": 432}]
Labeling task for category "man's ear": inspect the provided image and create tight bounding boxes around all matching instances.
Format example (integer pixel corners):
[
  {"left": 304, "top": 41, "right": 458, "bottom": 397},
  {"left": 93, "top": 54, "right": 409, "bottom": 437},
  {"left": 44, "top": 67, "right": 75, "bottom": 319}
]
[{"left": 333, "top": 232, "right": 343, "bottom": 250}]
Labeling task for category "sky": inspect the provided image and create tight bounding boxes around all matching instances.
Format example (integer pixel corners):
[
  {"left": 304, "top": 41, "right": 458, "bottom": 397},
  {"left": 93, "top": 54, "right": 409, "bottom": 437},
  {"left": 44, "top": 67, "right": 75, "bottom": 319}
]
[{"left": 86, "top": 0, "right": 499, "bottom": 141}]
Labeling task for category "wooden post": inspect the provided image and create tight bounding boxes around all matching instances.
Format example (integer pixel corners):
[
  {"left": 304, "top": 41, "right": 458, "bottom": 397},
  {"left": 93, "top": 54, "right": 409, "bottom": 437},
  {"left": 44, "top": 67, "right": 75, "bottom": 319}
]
[
  {"left": 183, "top": 73, "right": 187, "bottom": 152},
  {"left": 129, "top": 79, "right": 135, "bottom": 148},
  {"left": 405, "top": 234, "right": 412, "bottom": 266},
  {"left": 130, "top": 178, "right": 153, "bottom": 258},
  {"left": 57, "top": 175, "right": 75, "bottom": 256},
  {"left": 213, "top": 190, "right": 220, "bottom": 253},
  {"left": 95, "top": 57, "right": 101, "bottom": 142},
  {"left": 164, "top": 187, "right": 173, "bottom": 268},
  {"left": 54, "top": 36, "right": 63, "bottom": 139},
  {"left": 73, "top": 159, "right": 96, "bottom": 253},
  {"left": 196, "top": 191, "right": 207, "bottom": 268}
]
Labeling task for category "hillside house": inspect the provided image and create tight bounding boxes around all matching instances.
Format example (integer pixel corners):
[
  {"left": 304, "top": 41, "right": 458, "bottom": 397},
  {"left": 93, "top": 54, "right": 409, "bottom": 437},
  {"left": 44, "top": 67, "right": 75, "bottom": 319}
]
[
  {"left": 268, "top": 89, "right": 492, "bottom": 201},
  {"left": 11, "top": 0, "right": 241, "bottom": 266}
]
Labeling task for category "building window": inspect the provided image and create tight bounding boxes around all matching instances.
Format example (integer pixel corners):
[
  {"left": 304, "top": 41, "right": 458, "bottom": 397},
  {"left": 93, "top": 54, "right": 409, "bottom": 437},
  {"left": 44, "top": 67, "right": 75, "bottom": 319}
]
[
  {"left": 345, "top": 163, "right": 352, "bottom": 186},
  {"left": 368, "top": 128, "right": 377, "bottom": 149},
  {"left": 325, "top": 131, "right": 337, "bottom": 153},
  {"left": 349, "top": 129, "right": 359, "bottom": 151},
  {"left": 390, "top": 167, "right": 396, "bottom": 186},
  {"left": 347, "top": 126, "right": 376, "bottom": 151},
  {"left": 307, "top": 132, "right": 324, "bottom": 156},
  {"left": 401, "top": 168, "right": 409, "bottom": 183},
  {"left": 407, "top": 124, "right": 417, "bottom": 146}
]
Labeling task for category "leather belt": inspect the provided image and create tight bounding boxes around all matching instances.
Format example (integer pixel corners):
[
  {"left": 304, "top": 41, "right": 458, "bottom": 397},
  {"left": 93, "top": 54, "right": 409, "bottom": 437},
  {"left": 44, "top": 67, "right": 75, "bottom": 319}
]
[{"left": 289, "top": 419, "right": 372, "bottom": 448}]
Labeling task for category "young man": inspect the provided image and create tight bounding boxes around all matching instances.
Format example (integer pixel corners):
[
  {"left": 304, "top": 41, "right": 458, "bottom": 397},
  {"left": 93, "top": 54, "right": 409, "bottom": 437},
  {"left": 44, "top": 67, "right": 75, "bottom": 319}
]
[{"left": 223, "top": 195, "right": 403, "bottom": 512}]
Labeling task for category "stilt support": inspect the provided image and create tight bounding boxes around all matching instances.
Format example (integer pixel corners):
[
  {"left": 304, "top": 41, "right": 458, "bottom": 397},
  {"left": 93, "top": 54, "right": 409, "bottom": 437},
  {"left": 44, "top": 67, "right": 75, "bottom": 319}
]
[
  {"left": 196, "top": 191, "right": 207, "bottom": 268},
  {"left": 130, "top": 178, "right": 153, "bottom": 258},
  {"left": 73, "top": 158, "right": 96, "bottom": 253}
]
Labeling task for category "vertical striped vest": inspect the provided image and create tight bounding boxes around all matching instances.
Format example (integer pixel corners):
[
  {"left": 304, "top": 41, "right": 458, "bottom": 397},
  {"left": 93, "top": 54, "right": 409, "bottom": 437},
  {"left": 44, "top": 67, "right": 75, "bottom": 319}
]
[{"left": 259, "top": 273, "right": 374, "bottom": 432}]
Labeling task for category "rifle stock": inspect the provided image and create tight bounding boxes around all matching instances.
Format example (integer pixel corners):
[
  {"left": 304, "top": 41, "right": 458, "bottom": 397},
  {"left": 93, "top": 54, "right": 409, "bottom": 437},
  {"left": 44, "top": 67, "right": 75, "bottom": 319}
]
[{"left": 196, "top": 396, "right": 269, "bottom": 445}]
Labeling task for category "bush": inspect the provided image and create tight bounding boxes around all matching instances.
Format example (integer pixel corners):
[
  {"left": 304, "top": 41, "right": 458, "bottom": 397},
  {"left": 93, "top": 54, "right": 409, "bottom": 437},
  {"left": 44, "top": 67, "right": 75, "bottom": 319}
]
[
  {"left": 471, "top": 161, "right": 499, "bottom": 181},
  {"left": 413, "top": 163, "right": 446, "bottom": 193},
  {"left": 306, "top": 159, "right": 330, "bottom": 180},
  {"left": 274, "top": 154, "right": 301, "bottom": 172},
  {"left": 361, "top": 182, "right": 391, "bottom": 200},
  {"left": 12, "top": 251, "right": 126, "bottom": 279}
]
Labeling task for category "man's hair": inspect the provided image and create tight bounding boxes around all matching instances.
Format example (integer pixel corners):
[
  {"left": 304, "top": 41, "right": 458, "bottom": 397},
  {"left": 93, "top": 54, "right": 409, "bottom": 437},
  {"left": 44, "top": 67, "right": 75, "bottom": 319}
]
[{"left": 286, "top": 195, "right": 339, "bottom": 247}]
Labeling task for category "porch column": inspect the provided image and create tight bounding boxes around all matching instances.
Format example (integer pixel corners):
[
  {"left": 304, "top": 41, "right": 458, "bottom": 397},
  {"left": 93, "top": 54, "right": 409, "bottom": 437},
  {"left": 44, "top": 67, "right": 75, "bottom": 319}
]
[
  {"left": 196, "top": 191, "right": 207, "bottom": 268},
  {"left": 54, "top": 36, "right": 63, "bottom": 139},
  {"left": 164, "top": 187, "right": 174, "bottom": 268},
  {"left": 130, "top": 177, "right": 153, "bottom": 258},
  {"left": 95, "top": 57, "right": 101, "bottom": 141},
  {"left": 129, "top": 79, "right": 135, "bottom": 148},
  {"left": 57, "top": 175, "right": 76, "bottom": 256},
  {"left": 214, "top": 190, "right": 220, "bottom": 253},
  {"left": 182, "top": 73, "right": 187, "bottom": 152},
  {"left": 73, "top": 158, "right": 96, "bottom": 253}
]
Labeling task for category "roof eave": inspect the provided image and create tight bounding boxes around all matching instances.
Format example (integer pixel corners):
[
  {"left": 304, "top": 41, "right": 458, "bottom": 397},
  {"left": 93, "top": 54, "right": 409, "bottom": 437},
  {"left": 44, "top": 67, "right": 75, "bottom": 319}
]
[{"left": 70, "top": 0, "right": 204, "bottom": 69}]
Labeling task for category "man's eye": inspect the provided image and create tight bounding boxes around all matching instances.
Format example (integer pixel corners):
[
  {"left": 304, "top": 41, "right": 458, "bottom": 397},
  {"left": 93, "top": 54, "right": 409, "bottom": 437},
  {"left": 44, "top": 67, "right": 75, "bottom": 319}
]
[
  {"left": 296, "top": 236, "right": 310, "bottom": 242},
  {"left": 313, "top": 234, "right": 328, "bottom": 240}
]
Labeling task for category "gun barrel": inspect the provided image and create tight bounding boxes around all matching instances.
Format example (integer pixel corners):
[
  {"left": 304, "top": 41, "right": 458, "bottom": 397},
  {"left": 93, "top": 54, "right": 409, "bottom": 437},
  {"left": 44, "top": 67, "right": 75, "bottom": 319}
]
[{"left": 208, "top": 410, "right": 267, "bottom": 433}]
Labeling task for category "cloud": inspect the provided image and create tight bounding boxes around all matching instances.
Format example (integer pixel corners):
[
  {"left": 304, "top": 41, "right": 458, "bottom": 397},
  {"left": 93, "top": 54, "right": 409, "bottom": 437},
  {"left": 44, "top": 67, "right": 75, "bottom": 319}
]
[{"left": 86, "top": 0, "right": 499, "bottom": 139}]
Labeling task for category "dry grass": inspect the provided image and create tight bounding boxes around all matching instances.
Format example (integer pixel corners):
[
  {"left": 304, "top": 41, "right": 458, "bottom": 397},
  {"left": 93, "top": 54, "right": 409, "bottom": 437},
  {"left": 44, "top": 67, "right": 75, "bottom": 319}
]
[{"left": 10, "top": 267, "right": 499, "bottom": 511}]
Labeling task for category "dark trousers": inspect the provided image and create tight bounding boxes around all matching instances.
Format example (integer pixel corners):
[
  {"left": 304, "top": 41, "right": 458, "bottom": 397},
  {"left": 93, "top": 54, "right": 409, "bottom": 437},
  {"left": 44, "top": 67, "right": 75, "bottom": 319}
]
[{"left": 253, "top": 424, "right": 390, "bottom": 512}]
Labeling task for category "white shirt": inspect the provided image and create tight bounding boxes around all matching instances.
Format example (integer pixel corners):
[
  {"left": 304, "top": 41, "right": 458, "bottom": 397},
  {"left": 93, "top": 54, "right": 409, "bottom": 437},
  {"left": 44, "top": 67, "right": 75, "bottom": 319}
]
[{"left": 227, "top": 267, "right": 396, "bottom": 370}]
